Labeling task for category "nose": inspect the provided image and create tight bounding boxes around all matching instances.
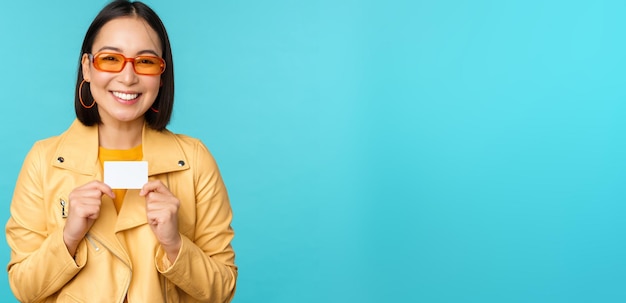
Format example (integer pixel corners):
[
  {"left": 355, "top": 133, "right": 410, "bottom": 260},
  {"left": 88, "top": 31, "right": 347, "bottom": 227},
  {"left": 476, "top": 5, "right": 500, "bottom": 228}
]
[{"left": 117, "top": 59, "right": 139, "bottom": 85}]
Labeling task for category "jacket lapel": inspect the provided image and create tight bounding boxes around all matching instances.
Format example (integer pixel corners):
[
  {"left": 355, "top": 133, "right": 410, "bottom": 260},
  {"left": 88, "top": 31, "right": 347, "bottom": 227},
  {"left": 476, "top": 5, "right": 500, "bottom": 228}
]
[
  {"left": 114, "top": 124, "right": 190, "bottom": 232},
  {"left": 114, "top": 190, "right": 147, "bottom": 232},
  {"left": 142, "top": 125, "right": 189, "bottom": 176},
  {"left": 52, "top": 120, "right": 99, "bottom": 176},
  {"left": 51, "top": 121, "right": 130, "bottom": 264}
]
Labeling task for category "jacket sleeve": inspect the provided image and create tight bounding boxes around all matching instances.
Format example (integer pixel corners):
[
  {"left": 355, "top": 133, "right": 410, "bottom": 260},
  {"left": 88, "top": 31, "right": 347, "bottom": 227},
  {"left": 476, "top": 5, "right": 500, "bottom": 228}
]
[
  {"left": 155, "top": 140, "right": 237, "bottom": 302},
  {"left": 5, "top": 142, "right": 88, "bottom": 303}
]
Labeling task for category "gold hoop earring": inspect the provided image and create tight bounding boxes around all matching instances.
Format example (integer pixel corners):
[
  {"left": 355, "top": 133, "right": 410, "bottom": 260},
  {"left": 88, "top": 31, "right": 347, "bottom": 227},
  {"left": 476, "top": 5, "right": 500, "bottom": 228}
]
[{"left": 79, "top": 80, "right": 96, "bottom": 109}]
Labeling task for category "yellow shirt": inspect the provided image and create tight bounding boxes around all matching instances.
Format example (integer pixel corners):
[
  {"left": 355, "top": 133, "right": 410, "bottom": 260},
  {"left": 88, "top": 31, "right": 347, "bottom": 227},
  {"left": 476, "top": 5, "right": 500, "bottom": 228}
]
[{"left": 98, "top": 144, "right": 143, "bottom": 213}]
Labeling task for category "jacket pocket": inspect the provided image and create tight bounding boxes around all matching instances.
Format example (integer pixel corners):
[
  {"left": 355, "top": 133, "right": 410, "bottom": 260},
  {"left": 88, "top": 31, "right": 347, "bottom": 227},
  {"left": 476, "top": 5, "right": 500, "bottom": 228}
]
[
  {"left": 49, "top": 195, "right": 69, "bottom": 232},
  {"left": 59, "top": 196, "right": 68, "bottom": 219}
]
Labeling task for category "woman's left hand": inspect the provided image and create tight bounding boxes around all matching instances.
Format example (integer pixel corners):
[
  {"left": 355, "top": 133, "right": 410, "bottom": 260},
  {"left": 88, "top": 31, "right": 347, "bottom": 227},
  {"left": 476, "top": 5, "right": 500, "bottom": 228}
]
[{"left": 140, "top": 180, "right": 182, "bottom": 262}]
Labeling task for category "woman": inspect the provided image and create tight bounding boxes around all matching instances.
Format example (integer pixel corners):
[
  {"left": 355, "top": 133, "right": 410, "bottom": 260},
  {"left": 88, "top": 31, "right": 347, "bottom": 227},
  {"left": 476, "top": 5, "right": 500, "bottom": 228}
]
[{"left": 5, "top": 1, "right": 237, "bottom": 302}]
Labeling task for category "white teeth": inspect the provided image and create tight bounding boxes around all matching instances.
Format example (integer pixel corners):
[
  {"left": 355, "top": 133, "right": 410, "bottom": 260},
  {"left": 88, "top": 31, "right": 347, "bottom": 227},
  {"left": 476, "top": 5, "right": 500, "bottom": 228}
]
[{"left": 112, "top": 91, "right": 139, "bottom": 101}]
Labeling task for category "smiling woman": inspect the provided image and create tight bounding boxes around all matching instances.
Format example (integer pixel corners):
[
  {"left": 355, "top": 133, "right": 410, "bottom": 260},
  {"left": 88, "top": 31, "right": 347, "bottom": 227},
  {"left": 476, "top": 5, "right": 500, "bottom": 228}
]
[{"left": 5, "top": 1, "right": 237, "bottom": 302}]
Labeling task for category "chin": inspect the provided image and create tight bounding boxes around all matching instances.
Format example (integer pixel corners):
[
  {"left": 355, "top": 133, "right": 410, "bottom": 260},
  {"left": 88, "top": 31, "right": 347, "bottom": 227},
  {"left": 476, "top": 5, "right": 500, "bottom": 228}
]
[{"left": 103, "top": 111, "right": 145, "bottom": 124}]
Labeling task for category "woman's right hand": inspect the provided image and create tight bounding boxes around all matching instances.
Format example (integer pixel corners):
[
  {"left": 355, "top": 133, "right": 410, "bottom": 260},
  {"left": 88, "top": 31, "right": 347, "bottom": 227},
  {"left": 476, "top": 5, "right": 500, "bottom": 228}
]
[{"left": 63, "top": 181, "right": 115, "bottom": 257}]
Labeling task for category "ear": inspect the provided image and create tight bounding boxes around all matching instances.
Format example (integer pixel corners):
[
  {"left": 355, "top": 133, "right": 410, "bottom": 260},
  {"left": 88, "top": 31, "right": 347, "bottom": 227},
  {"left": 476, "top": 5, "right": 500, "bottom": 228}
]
[{"left": 81, "top": 53, "right": 91, "bottom": 81}]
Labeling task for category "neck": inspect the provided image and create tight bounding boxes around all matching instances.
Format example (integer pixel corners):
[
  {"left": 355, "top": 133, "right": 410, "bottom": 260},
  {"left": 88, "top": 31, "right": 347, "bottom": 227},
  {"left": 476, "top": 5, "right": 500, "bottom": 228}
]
[{"left": 98, "top": 119, "right": 144, "bottom": 149}]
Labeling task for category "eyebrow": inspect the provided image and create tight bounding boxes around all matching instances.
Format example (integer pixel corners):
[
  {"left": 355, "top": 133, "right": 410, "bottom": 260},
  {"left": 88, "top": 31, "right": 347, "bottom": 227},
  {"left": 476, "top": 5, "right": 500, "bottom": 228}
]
[{"left": 96, "top": 46, "right": 160, "bottom": 57}]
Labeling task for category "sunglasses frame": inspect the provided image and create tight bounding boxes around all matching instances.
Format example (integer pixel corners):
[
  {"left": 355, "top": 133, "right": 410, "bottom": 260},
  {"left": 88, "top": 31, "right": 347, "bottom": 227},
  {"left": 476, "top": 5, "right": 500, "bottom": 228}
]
[{"left": 89, "top": 52, "right": 166, "bottom": 75}]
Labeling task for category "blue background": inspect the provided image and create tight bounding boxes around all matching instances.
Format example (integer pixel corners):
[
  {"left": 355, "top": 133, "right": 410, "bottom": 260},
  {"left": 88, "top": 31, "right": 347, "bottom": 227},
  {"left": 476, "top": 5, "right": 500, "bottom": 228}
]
[{"left": 1, "top": 0, "right": 626, "bottom": 302}]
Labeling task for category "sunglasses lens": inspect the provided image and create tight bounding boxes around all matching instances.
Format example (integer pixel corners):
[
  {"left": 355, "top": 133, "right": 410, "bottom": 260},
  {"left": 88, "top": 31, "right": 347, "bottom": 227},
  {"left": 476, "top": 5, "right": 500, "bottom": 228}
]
[
  {"left": 94, "top": 53, "right": 125, "bottom": 72},
  {"left": 134, "top": 56, "right": 164, "bottom": 75},
  {"left": 92, "top": 53, "right": 165, "bottom": 75}
]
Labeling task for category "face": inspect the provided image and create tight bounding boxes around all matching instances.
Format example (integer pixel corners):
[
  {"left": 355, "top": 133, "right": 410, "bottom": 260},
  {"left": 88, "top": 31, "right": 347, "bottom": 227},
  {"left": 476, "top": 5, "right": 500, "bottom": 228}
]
[{"left": 82, "top": 17, "right": 162, "bottom": 126}]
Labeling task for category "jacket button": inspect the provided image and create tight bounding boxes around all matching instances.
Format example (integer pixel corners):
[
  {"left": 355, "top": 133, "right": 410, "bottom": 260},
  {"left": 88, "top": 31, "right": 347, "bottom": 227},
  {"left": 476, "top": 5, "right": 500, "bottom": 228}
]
[
  {"left": 178, "top": 160, "right": 185, "bottom": 166},
  {"left": 57, "top": 157, "right": 64, "bottom": 163}
]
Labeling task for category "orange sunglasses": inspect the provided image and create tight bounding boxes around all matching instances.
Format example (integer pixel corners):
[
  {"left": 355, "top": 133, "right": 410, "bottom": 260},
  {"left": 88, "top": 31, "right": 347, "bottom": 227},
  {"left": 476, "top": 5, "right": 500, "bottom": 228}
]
[{"left": 89, "top": 52, "right": 166, "bottom": 75}]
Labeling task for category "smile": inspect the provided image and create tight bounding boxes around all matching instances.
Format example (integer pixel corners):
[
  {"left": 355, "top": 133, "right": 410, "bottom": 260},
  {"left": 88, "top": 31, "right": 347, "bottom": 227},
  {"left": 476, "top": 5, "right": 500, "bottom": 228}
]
[{"left": 112, "top": 91, "right": 140, "bottom": 101}]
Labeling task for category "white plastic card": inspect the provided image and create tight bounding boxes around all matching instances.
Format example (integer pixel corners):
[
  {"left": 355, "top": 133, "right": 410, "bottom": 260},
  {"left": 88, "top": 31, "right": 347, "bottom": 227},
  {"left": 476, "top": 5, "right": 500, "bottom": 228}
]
[{"left": 103, "top": 161, "right": 148, "bottom": 189}]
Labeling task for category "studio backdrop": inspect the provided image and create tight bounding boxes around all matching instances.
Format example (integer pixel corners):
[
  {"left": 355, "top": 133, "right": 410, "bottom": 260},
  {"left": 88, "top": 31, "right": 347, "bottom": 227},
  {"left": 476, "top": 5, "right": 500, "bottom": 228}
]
[{"left": 1, "top": 0, "right": 626, "bottom": 302}]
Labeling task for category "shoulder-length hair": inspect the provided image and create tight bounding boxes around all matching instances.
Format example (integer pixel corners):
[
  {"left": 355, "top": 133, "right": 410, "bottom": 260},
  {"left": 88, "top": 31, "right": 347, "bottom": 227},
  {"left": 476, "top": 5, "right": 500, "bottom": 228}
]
[{"left": 75, "top": 0, "right": 174, "bottom": 131}]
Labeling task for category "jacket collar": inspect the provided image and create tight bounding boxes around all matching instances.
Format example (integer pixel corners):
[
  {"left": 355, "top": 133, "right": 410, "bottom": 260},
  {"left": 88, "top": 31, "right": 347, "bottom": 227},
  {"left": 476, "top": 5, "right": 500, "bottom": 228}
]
[{"left": 52, "top": 119, "right": 189, "bottom": 176}]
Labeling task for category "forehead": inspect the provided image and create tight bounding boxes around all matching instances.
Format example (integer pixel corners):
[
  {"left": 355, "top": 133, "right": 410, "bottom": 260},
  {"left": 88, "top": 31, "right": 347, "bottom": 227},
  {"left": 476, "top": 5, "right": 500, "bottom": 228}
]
[{"left": 92, "top": 16, "right": 162, "bottom": 56}]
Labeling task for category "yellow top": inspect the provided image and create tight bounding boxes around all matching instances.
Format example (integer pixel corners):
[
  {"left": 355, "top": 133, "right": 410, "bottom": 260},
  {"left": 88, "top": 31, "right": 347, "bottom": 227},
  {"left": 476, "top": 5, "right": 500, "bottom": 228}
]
[{"left": 98, "top": 144, "right": 143, "bottom": 212}]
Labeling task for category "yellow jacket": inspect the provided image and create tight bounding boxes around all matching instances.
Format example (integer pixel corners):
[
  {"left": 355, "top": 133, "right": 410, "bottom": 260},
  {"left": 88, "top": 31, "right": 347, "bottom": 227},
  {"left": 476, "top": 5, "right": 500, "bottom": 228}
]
[{"left": 6, "top": 120, "right": 237, "bottom": 303}]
